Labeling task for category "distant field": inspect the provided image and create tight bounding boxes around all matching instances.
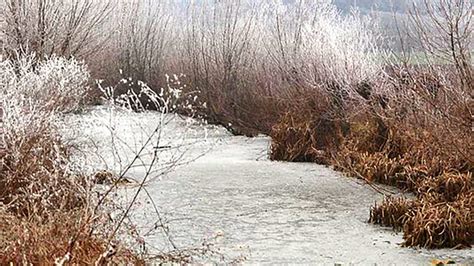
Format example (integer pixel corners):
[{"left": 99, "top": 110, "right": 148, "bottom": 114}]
[{"left": 376, "top": 51, "right": 470, "bottom": 65}]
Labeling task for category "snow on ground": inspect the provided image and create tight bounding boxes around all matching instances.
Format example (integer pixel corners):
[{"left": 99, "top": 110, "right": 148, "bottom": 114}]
[{"left": 63, "top": 107, "right": 473, "bottom": 264}]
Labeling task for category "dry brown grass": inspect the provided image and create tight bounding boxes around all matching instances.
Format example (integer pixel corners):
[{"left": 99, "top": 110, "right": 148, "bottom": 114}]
[
  {"left": 403, "top": 193, "right": 473, "bottom": 249},
  {"left": 369, "top": 197, "right": 416, "bottom": 230},
  {"left": 270, "top": 112, "right": 328, "bottom": 163},
  {"left": 368, "top": 191, "right": 473, "bottom": 249},
  {"left": 270, "top": 93, "right": 345, "bottom": 163},
  {"left": 0, "top": 128, "right": 86, "bottom": 218},
  {"left": 0, "top": 126, "right": 144, "bottom": 264},
  {"left": 335, "top": 114, "right": 473, "bottom": 248},
  {"left": 343, "top": 121, "right": 471, "bottom": 248},
  {"left": 405, "top": 192, "right": 473, "bottom": 248},
  {"left": 0, "top": 208, "right": 143, "bottom": 265}
]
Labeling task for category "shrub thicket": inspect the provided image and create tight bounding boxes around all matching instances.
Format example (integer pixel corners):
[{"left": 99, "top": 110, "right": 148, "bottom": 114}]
[
  {"left": 270, "top": 0, "right": 473, "bottom": 248},
  {"left": 0, "top": 55, "right": 142, "bottom": 264}
]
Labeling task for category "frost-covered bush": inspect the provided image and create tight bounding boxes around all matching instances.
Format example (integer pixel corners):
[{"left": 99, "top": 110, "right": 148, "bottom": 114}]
[
  {"left": 0, "top": 0, "right": 112, "bottom": 59},
  {"left": 0, "top": 54, "right": 90, "bottom": 114},
  {"left": 0, "top": 54, "right": 90, "bottom": 216},
  {"left": 263, "top": 0, "right": 380, "bottom": 97}
]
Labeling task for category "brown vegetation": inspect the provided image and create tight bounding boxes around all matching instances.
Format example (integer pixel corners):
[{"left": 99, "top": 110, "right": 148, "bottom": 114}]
[
  {"left": 270, "top": 65, "right": 473, "bottom": 248},
  {"left": 0, "top": 125, "right": 143, "bottom": 264},
  {"left": 269, "top": 63, "right": 473, "bottom": 248},
  {"left": 0, "top": 56, "right": 144, "bottom": 264},
  {"left": 0, "top": 209, "right": 142, "bottom": 265},
  {"left": 269, "top": 0, "right": 473, "bottom": 248}
]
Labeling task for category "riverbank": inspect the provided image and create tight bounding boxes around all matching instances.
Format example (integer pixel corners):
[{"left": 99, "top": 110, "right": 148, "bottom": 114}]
[{"left": 67, "top": 108, "right": 473, "bottom": 264}]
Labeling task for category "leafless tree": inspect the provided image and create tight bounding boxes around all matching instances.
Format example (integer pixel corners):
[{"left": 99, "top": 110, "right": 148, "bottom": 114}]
[
  {"left": 383, "top": 0, "right": 473, "bottom": 164},
  {"left": 181, "top": 0, "right": 262, "bottom": 134},
  {"left": 0, "top": 0, "right": 112, "bottom": 60},
  {"left": 408, "top": 0, "right": 473, "bottom": 89},
  {"left": 113, "top": 0, "right": 175, "bottom": 86}
]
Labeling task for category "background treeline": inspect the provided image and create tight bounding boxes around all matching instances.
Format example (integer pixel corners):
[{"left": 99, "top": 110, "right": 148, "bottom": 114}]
[{"left": 333, "top": 0, "right": 411, "bottom": 12}]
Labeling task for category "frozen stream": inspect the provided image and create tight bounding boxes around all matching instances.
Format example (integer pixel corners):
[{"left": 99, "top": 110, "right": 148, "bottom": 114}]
[{"left": 63, "top": 107, "right": 473, "bottom": 264}]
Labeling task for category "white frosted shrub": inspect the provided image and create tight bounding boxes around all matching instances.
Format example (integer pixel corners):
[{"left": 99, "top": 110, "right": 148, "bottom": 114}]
[
  {"left": 264, "top": 1, "right": 380, "bottom": 95},
  {"left": 0, "top": 54, "right": 90, "bottom": 114},
  {"left": 0, "top": 54, "right": 91, "bottom": 217},
  {"left": 0, "top": 53, "right": 90, "bottom": 158}
]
